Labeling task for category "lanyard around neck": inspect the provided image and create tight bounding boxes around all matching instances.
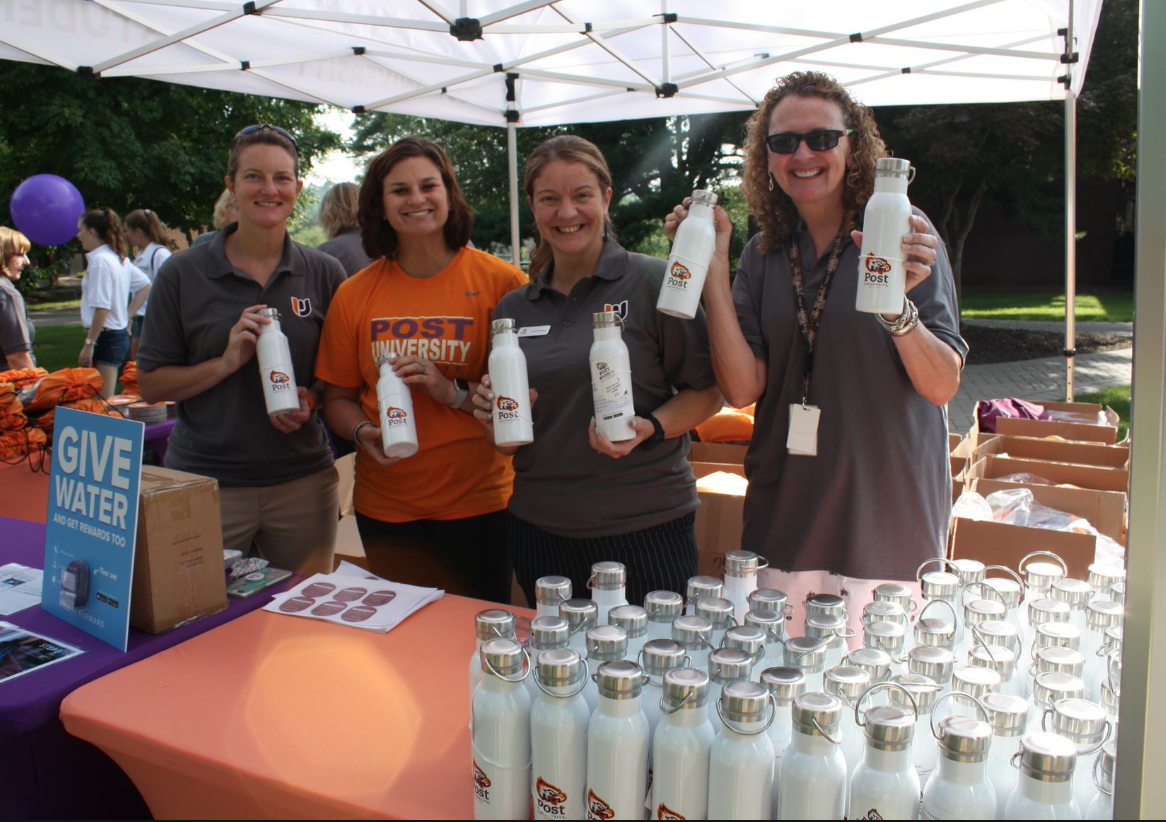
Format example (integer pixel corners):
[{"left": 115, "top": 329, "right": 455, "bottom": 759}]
[{"left": 787, "top": 228, "right": 847, "bottom": 405}]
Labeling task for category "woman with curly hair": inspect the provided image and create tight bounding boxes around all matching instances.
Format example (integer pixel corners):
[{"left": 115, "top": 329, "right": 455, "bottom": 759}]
[{"left": 667, "top": 71, "right": 967, "bottom": 633}]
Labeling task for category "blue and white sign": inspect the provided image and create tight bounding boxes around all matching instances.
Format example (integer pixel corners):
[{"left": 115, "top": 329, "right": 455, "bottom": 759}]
[{"left": 41, "top": 407, "right": 144, "bottom": 651}]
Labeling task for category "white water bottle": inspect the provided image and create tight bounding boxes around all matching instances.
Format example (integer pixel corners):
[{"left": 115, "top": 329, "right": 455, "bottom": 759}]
[
  {"left": 609, "top": 605, "right": 649, "bottom": 668},
  {"left": 561, "top": 598, "right": 600, "bottom": 659},
  {"left": 1042, "top": 698, "right": 1110, "bottom": 812},
  {"left": 256, "top": 308, "right": 301, "bottom": 416},
  {"left": 375, "top": 354, "right": 419, "bottom": 458},
  {"left": 587, "top": 660, "right": 649, "bottom": 820},
  {"left": 708, "top": 648, "right": 754, "bottom": 711},
  {"left": 695, "top": 597, "right": 735, "bottom": 650},
  {"left": 778, "top": 692, "right": 848, "bottom": 820},
  {"left": 846, "top": 648, "right": 894, "bottom": 688},
  {"left": 709, "top": 680, "right": 776, "bottom": 819},
  {"left": 784, "top": 636, "right": 828, "bottom": 694},
  {"left": 488, "top": 318, "right": 534, "bottom": 446},
  {"left": 749, "top": 589, "right": 793, "bottom": 642},
  {"left": 856, "top": 157, "right": 914, "bottom": 315},
  {"left": 657, "top": 189, "right": 717, "bottom": 320},
  {"left": 746, "top": 610, "right": 786, "bottom": 670},
  {"left": 722, "top": 550, "right": 765, "bottom": 624},
  {"left": 584, "top": 626, "right": 629, "bottom": 715},
  {"left": 535, "top": 576, "right": 572, "bottom": 619},
  {"left": 673, "top": 615, "right": 714, "bottom": 674},
  {"left": 589, "top": 311, "right": 636, "bottom": 442},
  {"left": 1003, "top": 733, "right": 1082, "bottom": 820},
  {"left": 889, "top": 674, "right": 941, "bottom": 813},
  {"left": 722, "top": 626, "right": 767, "bottom": 681},
  {"left": 641, "top": 639, "right": 690, "bottom": 776},
  {"left": 983, "top": 692, "right": 1030, "bottom": 818},
  {"left": 531, "top": 648, "right": 590, "bottom": 821},
  {"left": 761, "top": 666, "right": 806, "bottom": 819},
  {"left": 1084, "top": 742, "right": 1115, "bottom": 820},
  {"left": 644, "top": 591, "right": 684, "bottom": 642},
  {"left": 590, "top": 561, "right": 628, "bottom": 625},
  {"left": 470, "top": 610, "right": 516, "bottom": 716},
  {"left": 849, "top": 704, "right": 921, "bottom": 821},
  {"left": 920, "top": 714, "right": 996, "bottom": 820},
  {"left": 685, "top": 576, "right": 723, "bottom": 616},
  {"left": 527, "top": 616, "right": 571, "bottom": 706},
  {"left": 823, "top": 665, "right": 871, "bottom": 776},
  {"left": 652, "top": 668, "right": 716, "bottom": 820},
  {"left": 908, "top": 646, "right": 955, "bottom": 700},
  {"left": 472, "top": 638, "right": 531, "bottom": 820}
]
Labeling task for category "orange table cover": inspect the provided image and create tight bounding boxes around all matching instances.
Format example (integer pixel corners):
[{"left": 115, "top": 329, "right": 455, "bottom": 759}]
[
  {"left": 61, "top": 595, "right": 524, "bottom": 819},
  {"left": 0, "top": 460, "right": 50, "bottom": 522}
]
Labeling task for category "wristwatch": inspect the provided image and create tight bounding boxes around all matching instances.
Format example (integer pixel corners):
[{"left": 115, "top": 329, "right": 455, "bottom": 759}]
[
  {"left": 449, "top": 378, "right": 470, "bottom": 410},
  {"left": 84, "top": 337, "right": 94, "bottom": 347},
  {"left": 640, "top": 412, "right": 666, "bottom": 449}
]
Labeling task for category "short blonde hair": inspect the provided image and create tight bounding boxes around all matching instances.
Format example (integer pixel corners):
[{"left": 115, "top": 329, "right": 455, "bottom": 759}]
[
  {"left": 318, "top": 182, "right": 360, "bottom": 239},
  {"left": 0, "top": 227, "right": 31, "bottom": 278},
  {"left": 212, "top": 188, "right": 237, "bottom": 230}
]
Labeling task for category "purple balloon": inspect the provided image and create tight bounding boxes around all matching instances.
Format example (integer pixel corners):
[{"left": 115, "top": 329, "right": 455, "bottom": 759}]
[{"left": 9, "top": 174, "right": 86, "bottom": 246}]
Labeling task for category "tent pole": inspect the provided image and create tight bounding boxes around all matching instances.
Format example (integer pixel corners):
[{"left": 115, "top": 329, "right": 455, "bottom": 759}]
[
  {"left": 1065, "top": 86, "right": 1077, "bottom": 401},
  {"left": 508, "top": 121, "right": 521, "bottom": 268}
]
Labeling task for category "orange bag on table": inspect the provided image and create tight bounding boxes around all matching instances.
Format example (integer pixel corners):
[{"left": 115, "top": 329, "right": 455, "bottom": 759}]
[
  {"left": 694, "top": 406, "right": 755, "bottom": 444},
  {"left": 0, "top": 427, "right": 46, "bottom": 461},
  {"left": 119, "top": 361, "right": 139, "bottom": 396},
  {"left": 37, "top": 398, "right": 122, "bottom": 437},
  {"left": 22, "top": 368, "right": 104, "bottom": 414},
  {"left": 0, "top": 367, "right": 48, "bottom": 390},
  {"left": 0, "top": 383, "right": 29, "bottom": 433}
]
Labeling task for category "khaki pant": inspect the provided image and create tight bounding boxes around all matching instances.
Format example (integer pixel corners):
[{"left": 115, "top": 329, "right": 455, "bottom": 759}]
[{"left": 219, "top": 465, "right": 339, "bottom": 575}]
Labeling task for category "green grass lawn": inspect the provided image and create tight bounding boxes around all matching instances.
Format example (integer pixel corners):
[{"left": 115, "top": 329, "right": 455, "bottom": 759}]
[
  {"left": 1076, "top": 385, "right": 1131, "bottom": 440},
  {"left": 25, "top": 298, "right": 81, "bottom": 311},
  {"left": 960, "top": 293, "right": 1134, "bottom": 323},
  {"left": 29, "top": 325, "right": 87, "bottom": 375}
]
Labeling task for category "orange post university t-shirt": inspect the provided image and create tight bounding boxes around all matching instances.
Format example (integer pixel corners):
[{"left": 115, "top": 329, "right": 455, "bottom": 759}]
[{"left": 316, "top": 247, "right": 528, "bottom": 522}]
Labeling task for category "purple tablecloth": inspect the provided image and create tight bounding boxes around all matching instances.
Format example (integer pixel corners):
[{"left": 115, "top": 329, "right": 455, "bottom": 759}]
[
  {"left": 143, "top": 417, "right": 176, "bottom": 465},
  {"left": 0, "top": 515, "right": 299, "bottom": 819}
]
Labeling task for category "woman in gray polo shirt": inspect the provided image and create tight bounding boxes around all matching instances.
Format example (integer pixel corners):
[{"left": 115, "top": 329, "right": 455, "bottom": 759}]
[
  {"left": 0, "top": 227, "right": 34, "bottom": 370},
  {"left": 473, "top": 135, "right": 723, "bottom": 607},
  {"left": 668, "top": 71, "right": 968, "bottom": 632}
]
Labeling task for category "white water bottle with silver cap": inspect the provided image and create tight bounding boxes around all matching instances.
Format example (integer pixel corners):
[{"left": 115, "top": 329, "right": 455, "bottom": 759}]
[
  {"left": 849, "top": 697, "right": 921, "bottom": 822},
  {"left": 1042, "top": 697, "right": 1110, "bottom": 812},
  {"left": 695, "top": 596, "right": 735, "bottom": 650},
  {"left": 746, "top": 610, "right": 786, "bottom": 670},
  {"left": 824, "top": 664, "right": 871, "bottom": 776},
  {"left": 777, "top": 692, "right": 848, "bottom": 819},
  {"left": 889, "top": 673, "right": 941, "bottom": 808},
  {"left": 609, "top": 605, "right": 649, "bottom": 667},
  {"left": 589, "top": 311, "right": 636, "bottom": 442},
  {"left": 470, "top": 609, "right": 516, "bottom": 713},
  {"left": 708, "top": 648, "right": 754, "bottom": 711},
  {"left": 983, "top": 692, "right": 1030, "bottom": 817},
  {"left": 561, "top": 598, "right": 599, "bottom": 659},
  {"left": 640, "top": 639, "right": 689, "bottom": 771},
  {"left": 527, "top": 616, "right": 571, "bottom": 706},
  {"left": 750, "top": 588, "right": 793, "bottom": 641},
  {"left": 807, "top": 614, "right": 851, "bottom": 670},
  {"left": 375, "top": 354, "right": 419, "bottom": 457},
  {"left": 589, "top": 561, "right": 627, "bottom": 625},
  {"left": 722, "top": 625, "right": 767, "bottom": 681},
  {"left": 856, "top": 157, "right": 914, "bottom": 315},
  {"left": 657, "top": 189, "right": 717, "bottom": 320},
  {"left": 784, "top": 636, "right": 828, "bottom": 694},
  {"left": 652, "top": 667, "right": 716, "bottom": 820},
  {"left": 531, "top": 648, "right": 590, "bottom": 821},
  {"left": 583, "top": 625, "right": 628, "bottom": 715},
  {"left": 488, "top": 318, "right": 534, "bottom": 446},
  {"left": 722, "top": 550, "right": 765, "bottom": 623},
  {"left": 472, "top": 638, "right": 531, "bottom": 820},
  {"left": 709, "top": 680, "right": 776, "bottom": 819},
  {"left": 1084, "top": 741, "right": 1115, "bottom": 820},
  {"left": 256, "top": 308, "right": 301, "bottom": 416},
  {"left": 1003, "top": 733, "right": 1082, "bottom": 819},
  {"left": 685, "top": 576, "right": 723, "bottom": 616},
  {"left": 535, "top": 576, "right": 572, "bottom": 619},
  {"left": 846, "top": 647, "right": 894, "bottom": 687},
  {"left": 587, "top": 660, "right": 649, "bottom": 820},
  {"left": 761, "top": 666, "right": 806, "bottom": 818},
  {"left": 673, "top": 615, "right": 714, "bottom": 674},
  {"left": 644, "top": 591, "right": 684, "bottom": 642},
  {"left": 920, "top": 703, "right": 996, "bottom": 820}
]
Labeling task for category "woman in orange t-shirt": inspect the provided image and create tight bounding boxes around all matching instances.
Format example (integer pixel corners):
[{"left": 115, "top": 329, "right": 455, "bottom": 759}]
[{"left": 317, "top": 138, "right": 526, "bottom": 603}]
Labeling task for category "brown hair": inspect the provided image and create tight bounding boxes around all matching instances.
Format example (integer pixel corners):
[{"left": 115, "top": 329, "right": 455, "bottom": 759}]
[
  {"left": 357, "top": 138, "right": 473, "bottom": 260},
  {"left": 80, "top": 208, "right": 129, "bottom": 261},
  {"left": 742, "top": 71, "right": 886, "bottom": 253},
  {"left": 318, "top": 182, "right": 360, "bottom": 239},
  {"left": 0, "top": 227, "right": 31, "bottom": 278},
  {"left": 522, "top": 135, "right": 616, "bottom": 280},
  {"left": 124, "top": 209, "right": 170, "bottom": 247},
  {"left": 227, "top": 126, "right": 299, "bottom": 181},
  {"left": 212, "top": 188, "right": 237, "bottom": 230}
]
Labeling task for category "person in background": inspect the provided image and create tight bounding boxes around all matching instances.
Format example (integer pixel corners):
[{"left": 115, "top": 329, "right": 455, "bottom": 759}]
[
  {"left": 0, "top": 227, "right": 35, "bottom": 370},
  {"left": 667, "top": 71, "right": 967, "bottom": 634},
  {"left": 316, "top": 182, "right": 371, "bottom": 277},
  {"left": 76, "top": 209, "right": 151, "bottom": 398},
  {"left": 191, "top": 188, "right": 239, "bottom": 248},
  {"left": 317, "top": 138, "right": 526, "bottom": 603},
  {"left": 472, "top": 135, "right": 723, "bottom": 607},
  {"left": 124, "top": 209, "right": 173, "bottom": 361},
  {"left": 137, "top": 124, "right": 346, "bottom": 575}
]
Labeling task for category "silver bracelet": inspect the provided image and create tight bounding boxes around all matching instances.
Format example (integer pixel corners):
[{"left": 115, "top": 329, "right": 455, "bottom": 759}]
[
  {"left": 876, "top": 298, "right": 919, "bottom": 336},
  {"left": 352, "top": 420, "right": 375, "bottom": 450}
]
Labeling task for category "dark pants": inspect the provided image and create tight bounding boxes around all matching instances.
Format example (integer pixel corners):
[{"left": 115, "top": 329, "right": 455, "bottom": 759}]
[
  {"left": 508, "top": 511, "right": 698, "bottom": 608},
  {"left": 355, "top": 510, "right": 511, "bottom": 604}
]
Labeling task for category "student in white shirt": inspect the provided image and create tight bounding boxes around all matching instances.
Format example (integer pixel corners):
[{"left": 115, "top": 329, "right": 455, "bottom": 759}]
[
  {"left": 124, "top": 208, "right": 173, "bottom": 361},
  {"left": 75, "top": 209, "right": 151, "bottom": 397}
]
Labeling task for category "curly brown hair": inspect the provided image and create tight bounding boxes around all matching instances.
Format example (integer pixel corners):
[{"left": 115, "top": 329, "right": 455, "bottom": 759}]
[{"left": 742, "top": 71, "right": 887, "bottom": 253}]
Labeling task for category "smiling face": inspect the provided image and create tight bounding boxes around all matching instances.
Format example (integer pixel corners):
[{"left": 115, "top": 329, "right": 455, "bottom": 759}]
[
  {"left": 529, "top": 159, "right": 612, "bottom": 263},
  {"left": 225, "top": 143, "right": 302, "bottom": 230},
  {"left": 767, "top": 94, "right": 851, "bottom": 216},
  {"left": 381, "top": 155, "right": 450, "bottom": 241}
]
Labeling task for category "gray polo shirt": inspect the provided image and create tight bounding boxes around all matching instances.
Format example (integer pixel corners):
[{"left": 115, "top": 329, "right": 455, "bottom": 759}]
[
  {"left": 0, "top": 277, "right": 33, "bottom": 358},
  {"left": 494, "top": 239, "right": 717, "bottom": 538},
  {"left": 316, "top": 228, "right": 372, "bottom": 278},
  {"left": 137, "top": 224, "right": 346, "bottom": 487},
  {"left": 734, "top": 208, "right": 969, "bottom": 581}
]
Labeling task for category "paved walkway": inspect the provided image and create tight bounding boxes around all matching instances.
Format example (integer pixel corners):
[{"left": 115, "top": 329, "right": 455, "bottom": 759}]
[{"left": 961, "top": 319, "right": 1133, "bottom": 336}]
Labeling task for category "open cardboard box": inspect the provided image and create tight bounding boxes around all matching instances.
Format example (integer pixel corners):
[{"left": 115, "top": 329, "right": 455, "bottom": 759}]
[
  {"left": 691, "top": 461, "right": 747, "bottom": 577},
  {"left": 966, "top": 454, "right": 1129, "bottom": 494},
  {"left": 949, "top": 517, "right": 1096, "bottom": 581},
  {"left": 974, "top": 435, "right": 1130, "bottom": 471},
  {"left": 970, "top": 400, "right": 1121, "bottom": 446},
  {"left": 965, "top": 478, "right": 1126, "bottom": 543},
  {"left": 690, "top": 441, "right": 747, "bottom": 465}
]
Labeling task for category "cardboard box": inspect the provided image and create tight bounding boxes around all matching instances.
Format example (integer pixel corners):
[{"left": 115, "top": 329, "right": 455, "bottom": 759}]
[
  {"left": 949, "top": 433, "right": 962, "bottom": 452},
  {"left": 967, "top": 478, "right": 1126, "bottom": 543},
  {"left": 966, "top": 455, "right": 1129, "bottom": 494},
  {"left": 949, "top": 517, "right": 1095, "bottom": 581},
  {"left": 690, "top": 441, "right": 747, "bottom": 465},
  {"left": 974, "top": 435, "right": 1130, "bottom": 471},
  {"left": 968, "top": 401, "right": 1121, "bottom": 448},
  {"left": 692, "top": 462, "right": 746, "bottom": 576},
  {"left": 130, "top": 466, "right": 228, "bottom": 634}
]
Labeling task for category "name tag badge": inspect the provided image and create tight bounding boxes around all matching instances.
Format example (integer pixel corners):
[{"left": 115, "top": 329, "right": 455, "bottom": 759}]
[
  {"left": 517, "top": 325, "right": 551, "bottom": 338},
  {"left": 787, "top": 403, "right": 821, "bottom": 457}
]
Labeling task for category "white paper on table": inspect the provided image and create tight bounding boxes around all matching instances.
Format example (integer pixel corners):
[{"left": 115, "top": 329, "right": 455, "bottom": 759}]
[
  {"left": 0, "top": 564, "right": 44, "bottom": 616},
  {"left": 264, "top": 571, "right": 444, "bottom": 633}
]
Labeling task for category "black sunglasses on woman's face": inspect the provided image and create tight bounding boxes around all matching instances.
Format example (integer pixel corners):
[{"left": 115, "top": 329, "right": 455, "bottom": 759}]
[{"left": 765, "top": 129, "right": 854, "bottom": 154}]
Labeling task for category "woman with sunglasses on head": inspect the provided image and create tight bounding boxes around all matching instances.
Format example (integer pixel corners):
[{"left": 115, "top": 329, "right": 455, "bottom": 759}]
[
  {"left": 136, "top": 124, "right": 347, "bottom": 575},
  {"left": 667, "top": 72, "right": 967, "bottom": 632},
  {"left": 316, "top": 138, "right": 526, "bottom": 603},
  {"left": 76, "top": 209, "right": 152, "bottom": 398},
  {"left": 124, "top": 208, "right": 173, "bottom": 361},
  {"left": 472, "top": 135, "right": 723, "bottom": 607},
  {"left": 0, "top": 227, "right": 35, "bottom": 370}
]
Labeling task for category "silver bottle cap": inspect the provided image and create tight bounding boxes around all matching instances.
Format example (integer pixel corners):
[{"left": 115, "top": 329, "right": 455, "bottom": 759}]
[
  {"left": 761, "top": 666, "right": 807, "bottom": 705},
  {"left": 806, "top": 613, "right": 847, "bottom": 643},
  {"left": 953, "top": 665, "right": 1002, "bottom": 701},
  {"left": 908, "top": 646, "right": 955, "bottom": 685},
  {"left": 1045, "top": 697, "right": 1107, "bottom": 745},
  {"left": 805, "top": 593, "right": 846, "bottom": 620},
  {"left": 873, "top": 582, "right": 915, "bottom": 611},
  {"left": 490, "top": 317, "right": 517, "bottom": 335},
  {"left": 534, "top": 575, "right": 572, "bottom": 607},
  {"left": 745, "top": 609, "right": 785, "bottom": 644},
  {"left": 723, "top": 626, "right": 767, "bottom": 662},
  {"left": 792, "top": 692, "right": 842, "bottom": 736},
  {"left": 749, "top": 588, "right": 791, "bottom": 615},
  {"left": 824, "top": 665, "right": 871, "bottom": 705},
  {"left": 864, "top": 600, "right": 908, "bottom": 626},
  {"left": 1096, "top": 741, "right": 1117, "bottom": 792},
  {"left": 709, "top": 648, "right": 753, "bottom": 683},
  {"left": 915, "top": 615, "right": 956, "bottom": 649},
  {"left": 258, "top": 307, "right": 281, "bottom": 321},
  {"left": 785, "top": 636, "right": 826, "bottom": 674},
  {"left": 590, "top": 561, "right": 626, "bottom": 591},
  {"left": 536, "top": 647, "right": 585, "bottom": 688},
  {"left": 595, "top": 659, "right": 645, "bottom": 700},
  {"left": 591, "top": 310, "right": 622, "bottom": 329},
  {"left": 723, "top": 550, "right": 762, "bottom": 578},
  {"left": 662, "top": 667, "right": 710, "bottom": 710},
  {"left": 1086, "top": 599, "right": 1124, "bottom": 632},
  {"left": 641, "top": 639, "right": 687, "bottom": 677},
  {"left": 559, "top": 598, "right": 598, "bottom": 635},
  {"left": 1024, "top": 560, "right": 1066, "bottom": 591},
  {"left": 1018, "top": 733, "right": 1078, "bottom": 783},
  {"left": 586, "top": 625, "right": 628, "bottom": 661},
  {"left": 695, "top": 596, "right": 735, "bottom": 629},
  {"left": 920, "top": 571, "right": 960, "bottom": 601},
  {"left": 1050, "top": 578, "right": 1093, "bottom": 610},
  {"left": 480, "top": 638, "right": 525, "bottom": 677},
  {"left": 530, "top": 616, "right": 570, "bottom": 651},
  {"left": 644, "top": 590, "right": 684, "bottom": 623},
  {"left": 672, "top": 615, "right": 713, "bottom": 648},
  {"left": 936, "top": 716, "right": 992, "bottom": 762},
  {"left": 1035, "top": 621, "right": 1081, "bottom": 651},
  {"left": 890, "top": 673, "right": 939, "bottom": 714},
  {"left": 864, "top": 705, "right": 916, "bottom": 751},
  {"left": 1111, "top": 581, "right": 1126, "bottom": 604},
  {"left": 982, "top": 692, "right": 1029, "bottom": 737},
  {"left": 976, "top": 619, "right": 1019, "bottom": 649},
  {"left": 690, "top": 189, "right": 719, "bottom": 208},
  {"left": 608, "top": 605, "right": 648, "bottom": 639},
  {"left": 984, "top": 577, "right": 1022, "bottom": 609},
  {"left": 475, "top": 609, "right": 516, "bottom": 642},
  {"left": 969, "top": 644, "right": 1017, "bottom": 680},
  {"left": 1104, "top": 625, "right": 1123, "bottom": 645},
  {"left": 1088, "top": 563, "right": 1124, "bottom": 592},
  {"left": 964, "top": 598, "right": 1007, "bottom": 628},
  {"left": 1029, "top": 597, "right": 1071, "bottom": 625},
  {"left": 720, "top": 680, "right": 770, "bottom": 724},
  {"left": 1034, "top": 646, "right": 1086, "bottom": 679},
  {"left": 875, "top": 157, "right": 913, "bottom": 178},
  {"left": 952, "top": 558, "right": 986, "bottom": 587},
  {"left": 863, "top": 620, "right": 907, "bottom": 653},
  {"left": 846, "top": 648, "right": 893, "bottom": 684},
  {"left": 1033, "top": 672, "right": 1086, "bottom": 710},
  {"left": 686, "top": 575, "right": 723, "bottom": 604},
  {"left": 375, "top": 353, "right": 395, "bottom": 371}
]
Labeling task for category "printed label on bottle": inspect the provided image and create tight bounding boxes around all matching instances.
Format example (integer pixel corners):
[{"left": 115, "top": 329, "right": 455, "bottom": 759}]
[
  {"left": 473, "top": 758, "right": 493, "bottom": 805},
  {"left": 535, "top": 776, "right": 569, "bottom": 818},
  {"left": 587, "top": 788, "right": 616, "bottom": 820},
  {"left": 591, "top": 363, "right": 632, "bottom": 421}
]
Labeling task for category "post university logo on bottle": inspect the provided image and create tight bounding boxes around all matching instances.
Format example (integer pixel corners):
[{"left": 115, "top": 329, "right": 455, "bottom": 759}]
[
  {"left": 383, "top": 406, "right": 409, "bottom": 427},
  {"left": 535, "top": 777, "right": 568, "bottom": 815},
  {"left": 472, "top": 760, "right": 491, "bottom": 800},
  {"left": 656, "top": 802, "right": 686, "bottom": 820},
  {"left": 268, "top": 371, "right": 293, "bottom": 391},
  {"left": 860, "top": 810, "right": 885, "bottom": 820},
  {"left": 290, "top": 296, "right": 313, "bottom": 317},
  {"left": 862, "top": 254, "right": 893, "bottom": 286},
  {"left": 495, "top": 395, "right": 521, "bottom": 421},
  {"left": 667, "top": 260, "right": 692, "bottom": 289},
  {"left": 586, "top": 788, "right": 615, "bottom": 820}
]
